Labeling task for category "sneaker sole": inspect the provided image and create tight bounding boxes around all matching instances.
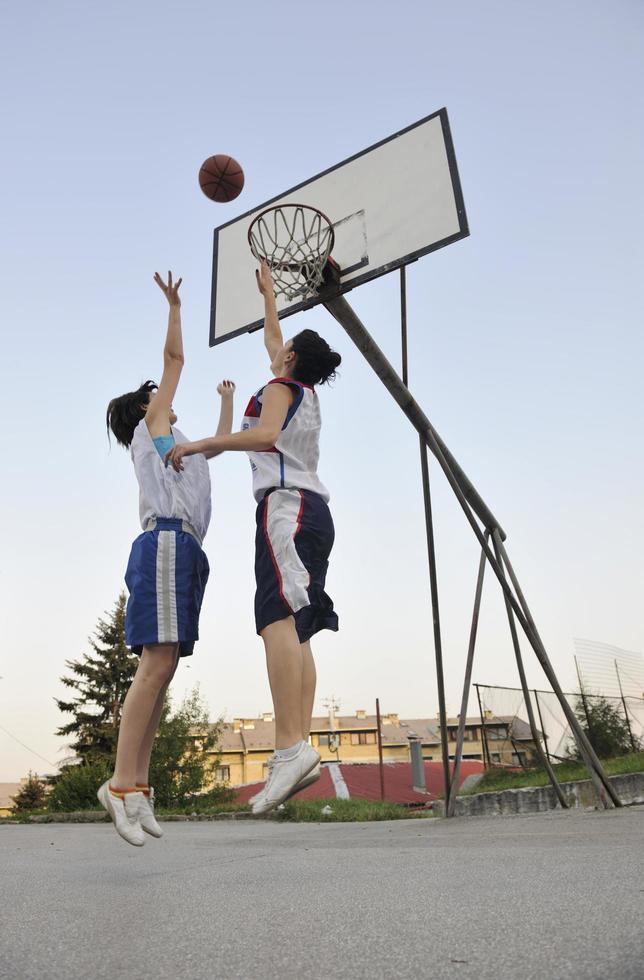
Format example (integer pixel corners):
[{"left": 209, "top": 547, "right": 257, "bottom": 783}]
[
  {"left": 141, "top": 820, "right": 163, "bottom": 839},
  {"left": 249, "top": 767, "right": 321, "bottom": 807},
  {"left": 97, "top": 783, "right": 145, "bottom": 847},
  {"left": 253, "top": 755, "right": 320, "bottom": 816}
]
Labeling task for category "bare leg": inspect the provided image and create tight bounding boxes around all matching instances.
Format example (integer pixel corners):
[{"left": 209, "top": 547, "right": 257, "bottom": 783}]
[
  {"left": 135, "top": 649, "right": 180, "bottom": 785},
  {"left": 112, "top": 644, "right": 179, "bottom": 788},
  {"left": 300, "top": 640, "right": 316, "bottom": 741},
  {"left": 261, "top": 617, "right": 304, "bottom": 749}
]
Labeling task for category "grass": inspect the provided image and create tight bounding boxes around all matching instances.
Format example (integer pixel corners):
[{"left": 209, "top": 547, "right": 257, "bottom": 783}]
[
  {"left": 272, "top": 797, "right": 431, "bottom": 822},
  {"left": 459, "top": 751, "right": 644, "bottom": 795}
]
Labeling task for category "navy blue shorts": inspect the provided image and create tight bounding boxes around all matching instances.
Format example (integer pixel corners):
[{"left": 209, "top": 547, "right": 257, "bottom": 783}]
[
  {"left": 124, "top": 518, "right": 210, "bottom": 658},
  {"left": 255, "top": 488, "right": 339, "bottom": 643}
]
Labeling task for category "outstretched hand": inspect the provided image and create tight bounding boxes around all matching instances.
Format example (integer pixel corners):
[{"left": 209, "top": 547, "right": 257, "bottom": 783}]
[
  {"left": 217, "top": 379, "right": 236, "bottom": 397},
  {"left": 154, "top": 270, "right": 182, "bottom": 307},
  {"left": 165, "top": 442, "right": 190, "bottom": 472},
  {"left": 255, "top": 260, "right": 274, "bottom": 298}
]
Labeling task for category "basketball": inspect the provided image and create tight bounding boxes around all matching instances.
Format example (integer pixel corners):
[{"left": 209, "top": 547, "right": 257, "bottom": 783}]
[{"left": 198, "top": 155, "right": 245, "bottom": 203}]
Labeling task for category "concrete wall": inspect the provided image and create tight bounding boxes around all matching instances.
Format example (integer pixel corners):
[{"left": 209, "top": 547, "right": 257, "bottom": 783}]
[{"left": 433, "top": 771, "right": 644, "bottom": 817}]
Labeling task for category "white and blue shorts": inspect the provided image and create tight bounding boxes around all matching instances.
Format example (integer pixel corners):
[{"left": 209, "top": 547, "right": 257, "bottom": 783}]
[
  {"left": 124, "top": 518, "right": 210, "bottom": 658},
  {"left": 255, "top": 488, "right": 338, "bottom": 643}
]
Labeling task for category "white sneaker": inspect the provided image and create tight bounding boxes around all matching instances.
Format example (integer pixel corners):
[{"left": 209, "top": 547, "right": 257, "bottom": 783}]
[
  {"left": 249, "top": 760, "right": 322, "bottom": 806},
  {"left": 138, "top": 786, "right": 163, "bottom": 838},
  {"left": 252, "top": 743, "right": 320, "bottom": 816},
  {"left": 97, "top": 781, "right": 145, "bottom": 847}
]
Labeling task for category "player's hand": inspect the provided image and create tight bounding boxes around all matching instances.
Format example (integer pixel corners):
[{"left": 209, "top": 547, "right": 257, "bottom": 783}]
[
  {"left": 255, "top": 260, "right": 274, "bottom": 298},
  {"left": 217, "top": 379, "right": 236, "bottom": 398},
  {"left": 154, "top": 270, "right": 182, "bottom": 307},
  {"left": 164, "top": 442, "right": 190, "bottom": 472}
]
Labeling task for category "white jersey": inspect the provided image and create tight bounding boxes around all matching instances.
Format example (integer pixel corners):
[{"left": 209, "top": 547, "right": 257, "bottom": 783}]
[
  {"left": 242, "top": 378, "right": 330, "bottom": 503},
  {"left": 130, "top": 419, "right": 212, "bottom": 542}
]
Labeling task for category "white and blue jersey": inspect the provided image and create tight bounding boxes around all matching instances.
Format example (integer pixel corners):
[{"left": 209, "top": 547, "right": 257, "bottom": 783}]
[
  {"left": 124, "top": 420, "right": 211, "bottom": 657},
  {"left": 242, "top": 378, "right": 330, "bottom": 503},
  {"left": 244, "top": 378, "right": 338, "bottom": 642}
]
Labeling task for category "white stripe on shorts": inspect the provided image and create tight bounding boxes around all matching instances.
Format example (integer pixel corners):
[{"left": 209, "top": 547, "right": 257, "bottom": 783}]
[
  {"left": 265, "top": 489, "right": 311, "bottom": 614},
  {"left": 156, "top": 530, "right": 179, "bottom": 643}
]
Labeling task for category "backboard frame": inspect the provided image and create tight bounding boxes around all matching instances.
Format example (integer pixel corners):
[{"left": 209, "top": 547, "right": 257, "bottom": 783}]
[{"left": 209, "top": 107, "right": 469, "bottom": 347}]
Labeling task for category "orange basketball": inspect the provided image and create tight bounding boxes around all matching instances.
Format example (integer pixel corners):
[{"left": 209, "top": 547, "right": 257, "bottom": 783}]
[{"left": 198, "top": 155, "right": 245, "bottom": 203}]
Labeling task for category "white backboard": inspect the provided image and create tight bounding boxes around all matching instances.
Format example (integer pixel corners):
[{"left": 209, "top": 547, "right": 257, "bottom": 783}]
[{"left": 210, "top": 108, "right": 468, "bottom": 346}]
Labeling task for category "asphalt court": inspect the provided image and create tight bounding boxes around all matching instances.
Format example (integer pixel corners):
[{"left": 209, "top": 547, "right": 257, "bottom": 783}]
[{"left": 2, "top": 808, "right": 643, "bottom": 980}]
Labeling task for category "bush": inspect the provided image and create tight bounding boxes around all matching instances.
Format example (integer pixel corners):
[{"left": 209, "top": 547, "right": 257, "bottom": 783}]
[{"left": 47, "top": 758, "right": 112, "bottom": 811}]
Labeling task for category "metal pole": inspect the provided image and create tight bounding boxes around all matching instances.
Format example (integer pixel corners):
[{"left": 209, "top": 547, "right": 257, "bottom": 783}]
[
  {"left": 398, "top": 269, "right": 451, "bottom": 809},
  {"left": 400, "top": 267, "right": 409, "bottom": 386},
  {"left": 323, "top": 293, "right": 619, "bottom": 807},
  {"left": 419, "top": 439, "right": 452, "bottom": 805},
  {"left": 491, "top": 531, "right": 568, "bottom": 807},
  {"left": 447, "top": 538, "right": 488, "bottom": 816},
  {"left": 533, "top": 689, "right": 552, "bottom": 765},
  {"left": 615, "top": 661, "right": 637, "bottom": 753},
  {"left": 375, "top": 698, "right": 385, "bottom": 801},
  {"left": 475, "top": 684, "right": 492, "bottom": 770}
]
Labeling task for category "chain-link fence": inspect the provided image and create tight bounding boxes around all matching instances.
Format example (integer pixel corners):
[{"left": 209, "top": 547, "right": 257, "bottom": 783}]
[{"left": 473, "top": 683, "right": 644, "bottom": 767}]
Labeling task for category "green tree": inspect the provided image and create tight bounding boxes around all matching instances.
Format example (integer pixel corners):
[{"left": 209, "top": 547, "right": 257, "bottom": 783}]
[
  {"left": 569, "top": 694, "right": 641, "bottom": 759},
  {"left": 150, "top": 687, "right": 231, "bottom": 808},
  {"left": 55, "top": 593, "right": 138, "bottom": 762},
  {"left": 11, "top": 772, "right": 47, "bottom": 812}
]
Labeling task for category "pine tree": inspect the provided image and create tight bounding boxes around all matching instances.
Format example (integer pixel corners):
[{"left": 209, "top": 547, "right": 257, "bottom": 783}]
[
  {"left": 55, "top": 593, "right": 138, "bottom": 762},
  {"left": 12, "top": 771, "right": 47, "bottom": 812}
]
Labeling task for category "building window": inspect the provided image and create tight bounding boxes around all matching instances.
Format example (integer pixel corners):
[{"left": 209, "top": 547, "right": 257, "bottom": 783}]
[
  {"left": 485, "top": 726, "right": 508, "bottom": 740},
  {"left": 215, "top": 766, "right": 230, "bottom": 782},
  {"left": 318, "top": 734, "right": 329, "bottom": 746},
  {"left": 490, "top": 752, "right": 501, "bottom": 763},
  {"left": 350, "top": 732, "right": 376, "bottom": 745}
]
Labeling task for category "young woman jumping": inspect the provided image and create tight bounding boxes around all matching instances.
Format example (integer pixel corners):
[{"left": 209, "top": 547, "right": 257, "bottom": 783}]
[
  {"left": 166, "top": 261, "right": 341, "bottom": 814},
  {"left": 103, "top": 271, "right": 235, "bottom": 845}
]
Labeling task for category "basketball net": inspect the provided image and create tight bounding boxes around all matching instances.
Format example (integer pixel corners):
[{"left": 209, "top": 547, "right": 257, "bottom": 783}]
[{"left": 248, "top": 204, "right": 335, "bottom": 301}]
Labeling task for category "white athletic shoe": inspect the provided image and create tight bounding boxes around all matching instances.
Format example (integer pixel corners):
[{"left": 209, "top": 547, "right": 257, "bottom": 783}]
[
  {"left": 138, "top": 786, "right": 163, "bottom": 838},
  {"left": 252, "top": 743, "right": 320, "bottom": 816},
  {"left": 249, "top": 760, "right": 322, "bottom": 806},
  {"left": 97, "top": 781, "right": 145, "bottom": 847}
]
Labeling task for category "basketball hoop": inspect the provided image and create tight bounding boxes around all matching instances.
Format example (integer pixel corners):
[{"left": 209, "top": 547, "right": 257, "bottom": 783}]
[{"left": 248, "top": 204, "right": 335, "bottom": 301}]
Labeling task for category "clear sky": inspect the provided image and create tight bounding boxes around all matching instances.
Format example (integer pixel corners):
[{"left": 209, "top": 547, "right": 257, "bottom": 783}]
[{"left": 2, "top": 1, "right": 643, "bottom": 780}]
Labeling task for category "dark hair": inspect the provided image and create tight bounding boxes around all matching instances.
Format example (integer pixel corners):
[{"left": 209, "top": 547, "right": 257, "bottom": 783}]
[
  {"left": 106, "top": 380, "right": 158, "bottom": 448},
  {"left": 290, "top": 329, "right": 341, "bottom": 386}
]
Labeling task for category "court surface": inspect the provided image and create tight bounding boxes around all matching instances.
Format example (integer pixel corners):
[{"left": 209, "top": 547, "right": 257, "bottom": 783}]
[{"left": 2, "top": 807, "right": 643, "bottom": 980}]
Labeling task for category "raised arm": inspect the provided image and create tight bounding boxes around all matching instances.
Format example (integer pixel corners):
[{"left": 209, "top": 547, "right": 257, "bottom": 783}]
[
  {"left": 255, "top": 261, "right": 284, "bottom": 369},
  {"left": 204, "top": 380, "right": 236, "bottom": 459},
  {"left": 166, "top": 383, "right": 293, "bottom": 470},
  {"left": 146, "top": 271, "right": 184, "bottom": 437}
]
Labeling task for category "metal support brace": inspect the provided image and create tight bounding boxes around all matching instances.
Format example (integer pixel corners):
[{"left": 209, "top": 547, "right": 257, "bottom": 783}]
[
  {"left": 447, "top": 536, "right": 488, "bottom": 816},
  {"left": 323, "top": 291, "right": 620, "bottom": 810}
]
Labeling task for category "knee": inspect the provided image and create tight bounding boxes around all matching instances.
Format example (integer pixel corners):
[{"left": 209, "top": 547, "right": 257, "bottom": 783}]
[{"left": 138, "top": 648, "right": 177, "bottom": 688}]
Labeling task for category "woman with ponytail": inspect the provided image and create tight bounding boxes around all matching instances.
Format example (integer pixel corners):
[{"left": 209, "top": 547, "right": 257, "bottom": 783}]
[{"left": 166, "top": 262, "right": 341, "bottom": 813}]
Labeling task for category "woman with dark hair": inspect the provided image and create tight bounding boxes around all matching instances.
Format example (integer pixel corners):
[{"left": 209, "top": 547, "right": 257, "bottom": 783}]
[
  {"left": 101, "top": 271, "right": 235, "bottom": 846},
  {"left": 166, "top": 261, "right": 341, "bottom": 814}
]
